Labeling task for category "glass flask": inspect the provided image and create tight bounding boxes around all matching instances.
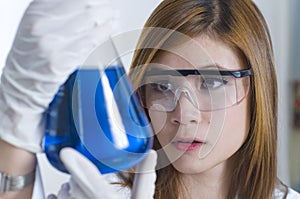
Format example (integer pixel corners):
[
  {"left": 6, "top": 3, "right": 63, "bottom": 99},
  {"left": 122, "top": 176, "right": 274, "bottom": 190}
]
[{"left": 44, "top": 38, "right": 153, "bottom": 174}]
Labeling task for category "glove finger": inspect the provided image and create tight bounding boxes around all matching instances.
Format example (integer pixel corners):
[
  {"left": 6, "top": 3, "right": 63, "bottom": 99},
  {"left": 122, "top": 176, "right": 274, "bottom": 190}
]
[
  {"left": 39, "top": 15, "right": 118, "bottom": 56},
  {"left": 131, "top": 149, "right": 157, "bottom": 199},
  {"left": 68, "top": 177, "right": 92, "bottom": 199},
  {"left": 56, "top": 183, "right": 71, "bottom": 199},
  {"left": 59, "top": 147, "right": 119, "bottom": 199},
  {"left": 47, "top": 194, "right": 58, "bottom": 199},
  {"left": 60, "top": 18, "right": 119, "bottom": 56},
  {"left": 135, "top": 149, "right": 158, "bottom": 174},
  {"left": 31, "top": 4, "right": 118, "bottom": 37},
  {"left": 26, "top": 0, "right": 111, "bottom": 18},
  {"left": 40, "top": 20, "right": 119, "bottom": 74}
]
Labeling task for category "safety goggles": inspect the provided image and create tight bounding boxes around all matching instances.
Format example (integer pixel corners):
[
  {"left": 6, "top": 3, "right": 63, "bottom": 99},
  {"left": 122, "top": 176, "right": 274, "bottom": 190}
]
[{"left": 137, "top": 68, "right": 253, "bottom": 112}]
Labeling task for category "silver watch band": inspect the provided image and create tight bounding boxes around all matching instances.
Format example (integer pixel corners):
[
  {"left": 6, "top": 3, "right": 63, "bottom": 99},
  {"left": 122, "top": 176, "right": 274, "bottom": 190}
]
[{"left": 0, "top": 169, "right": 35, "bottom": 194}]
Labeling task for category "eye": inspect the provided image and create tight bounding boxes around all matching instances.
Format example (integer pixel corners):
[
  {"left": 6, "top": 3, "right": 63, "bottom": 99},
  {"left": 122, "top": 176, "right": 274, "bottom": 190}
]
[
  {"left": 150, "top": 81, "right": 173, "bottom": 93},
  {"left": 201, "top": 77, "right": 228, "bottom": 90}
]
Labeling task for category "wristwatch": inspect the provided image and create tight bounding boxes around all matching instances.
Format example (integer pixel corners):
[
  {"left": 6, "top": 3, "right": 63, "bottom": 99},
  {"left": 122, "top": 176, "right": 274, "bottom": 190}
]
[{"left": 0, "top": 169, "right": 35, "bottom": 194}]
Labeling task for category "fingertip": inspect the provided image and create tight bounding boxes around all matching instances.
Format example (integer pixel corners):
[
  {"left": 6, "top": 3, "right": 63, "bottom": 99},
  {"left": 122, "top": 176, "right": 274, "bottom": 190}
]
[
  {"left": 59, "top": 147, "right": 85, "bottom": 169},
  {"left": 59, "top": 147, "right": 76, "bottom": 162},
  {"left": 148, "top": 149, "right": 158, "bottom": 160},
  {"left": 145, "top": 149, "right": 158, "bottom": 166},
  {"left": 47, "top": 194, "right": 57, "bottom": 199},
  {"left": 135, "top": 149, "right": 158, "bottom": 173}
]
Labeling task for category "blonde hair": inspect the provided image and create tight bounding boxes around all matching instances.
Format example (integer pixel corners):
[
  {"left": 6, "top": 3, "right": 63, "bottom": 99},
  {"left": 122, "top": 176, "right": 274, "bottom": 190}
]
[{"left": 119, "top": 0, "right": 285, "bottom": 198}]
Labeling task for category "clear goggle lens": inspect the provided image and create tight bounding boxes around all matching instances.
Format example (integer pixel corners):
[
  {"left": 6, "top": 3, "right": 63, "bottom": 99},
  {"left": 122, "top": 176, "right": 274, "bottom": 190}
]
[{"left": 137, "top": 69, "right": 252, "bottom": 112}]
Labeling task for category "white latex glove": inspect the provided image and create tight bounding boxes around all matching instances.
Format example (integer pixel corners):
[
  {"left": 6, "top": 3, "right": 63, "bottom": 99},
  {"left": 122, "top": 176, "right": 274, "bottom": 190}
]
[
  {"left": 0, "top": 0, "right": 119, "bottom": 152},
  {"left": 48, "top": 148, "right": 157, "bottom": 199}
]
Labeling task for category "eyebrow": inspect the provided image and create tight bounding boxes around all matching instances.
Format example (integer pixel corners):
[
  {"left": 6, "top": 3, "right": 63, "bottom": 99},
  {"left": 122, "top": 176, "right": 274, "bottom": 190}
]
[{"left": 199, "top": 64, "right": 228, "bottom": 70}]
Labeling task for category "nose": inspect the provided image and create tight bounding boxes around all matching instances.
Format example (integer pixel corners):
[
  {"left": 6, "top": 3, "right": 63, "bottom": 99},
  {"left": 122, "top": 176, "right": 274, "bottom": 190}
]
[
  {"left": 170, "top": 92, "right": 203, "bottom": 125},
  {"left": 174, "top": 88, "right": 198, "bottom": 109}
]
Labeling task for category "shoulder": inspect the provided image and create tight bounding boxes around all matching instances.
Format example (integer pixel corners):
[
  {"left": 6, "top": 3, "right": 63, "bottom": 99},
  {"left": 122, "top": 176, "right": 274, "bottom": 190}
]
[
  {"left": 286, "top": 188, "right": 300, "bottom": 199},
  {"left": 275, "top": 187, "right": 300, "bottom": 199}
]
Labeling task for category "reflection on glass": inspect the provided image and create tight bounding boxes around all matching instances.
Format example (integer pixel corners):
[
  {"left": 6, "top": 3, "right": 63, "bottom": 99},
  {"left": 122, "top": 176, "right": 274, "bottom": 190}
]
[{"left": 44, "top": 39, "right": 153, "bottom": 174}]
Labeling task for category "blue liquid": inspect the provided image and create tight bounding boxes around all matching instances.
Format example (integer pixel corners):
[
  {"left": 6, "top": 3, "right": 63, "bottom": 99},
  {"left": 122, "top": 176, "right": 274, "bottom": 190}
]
[{"left": 44, "top": 66, "right": 153, "bottom": 174}]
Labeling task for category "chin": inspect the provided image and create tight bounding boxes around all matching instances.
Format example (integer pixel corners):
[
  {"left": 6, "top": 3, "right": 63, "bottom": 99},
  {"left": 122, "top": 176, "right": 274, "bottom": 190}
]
[
  {"left": 168, "top": 152, "right": 207, "bottom": 174},
  {"left": 172, "top": 160, "right": 204, "bottom": 174},
  {"left": 171, "top": 148, "right": 229, "bottom": 175}
]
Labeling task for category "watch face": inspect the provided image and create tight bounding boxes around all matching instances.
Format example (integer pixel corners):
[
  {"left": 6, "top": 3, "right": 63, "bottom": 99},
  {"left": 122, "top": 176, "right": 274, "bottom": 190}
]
[{"left": 0, "top": 170, "right": 35, "bottom": 193}]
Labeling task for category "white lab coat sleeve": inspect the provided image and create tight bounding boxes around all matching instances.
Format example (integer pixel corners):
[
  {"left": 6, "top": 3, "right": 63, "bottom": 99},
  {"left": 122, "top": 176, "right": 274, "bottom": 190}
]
[
  {"left": 286, "top": 188, "right": 300, "bottom": 199},
  {"left": 31, "top": 164, "right": 45, "bottom": 199},
  {"left": 274, "top": 187, "right": 300, "bottom": 199}
]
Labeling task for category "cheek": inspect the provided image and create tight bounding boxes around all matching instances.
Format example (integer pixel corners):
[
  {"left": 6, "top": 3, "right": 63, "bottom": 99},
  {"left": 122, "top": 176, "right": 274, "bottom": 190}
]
[
  {"left": 148, "top": 110, "right": 177, "bottom": 148},
  {"left": 148, "top": 109, "right": 168, "bottom": 134},
  {"left": 217, "top": 98, "right": 250, "bottom": 153},
  {"left": 197, "top": 96, "right": 250, "bottom": 160}
]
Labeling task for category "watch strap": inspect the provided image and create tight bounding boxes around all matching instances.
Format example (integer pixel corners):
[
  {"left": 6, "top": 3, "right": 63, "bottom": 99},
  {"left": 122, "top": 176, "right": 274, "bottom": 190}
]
[{"left": 0, "top": 169, "right": 35, "bottom": 193}]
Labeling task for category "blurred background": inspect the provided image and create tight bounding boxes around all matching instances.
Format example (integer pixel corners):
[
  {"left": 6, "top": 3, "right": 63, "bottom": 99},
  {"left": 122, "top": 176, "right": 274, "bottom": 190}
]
[{"left": 0, "top": 0, "right": 299, "bottom": 196}]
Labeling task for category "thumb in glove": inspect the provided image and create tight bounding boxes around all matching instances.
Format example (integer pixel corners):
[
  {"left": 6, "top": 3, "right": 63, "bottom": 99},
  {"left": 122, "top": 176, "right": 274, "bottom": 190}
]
[{"left": 48, "top": 147, "right": 157, "bottom": 199}]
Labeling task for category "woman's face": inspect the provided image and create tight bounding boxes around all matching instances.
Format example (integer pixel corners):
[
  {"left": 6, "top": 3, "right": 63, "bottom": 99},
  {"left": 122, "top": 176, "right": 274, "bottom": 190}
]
[{"left": 145, "top": 35, "right": 250, "bottom": 174}]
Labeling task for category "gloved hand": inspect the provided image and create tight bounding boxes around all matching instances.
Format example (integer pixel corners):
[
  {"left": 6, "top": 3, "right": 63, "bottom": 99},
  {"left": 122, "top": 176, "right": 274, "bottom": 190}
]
[
  {"left": 0, "top": 0, "right": 119, "bottom": 152},
  {"left": 47, "top": 148, "right": 157, "bottom": 199}
]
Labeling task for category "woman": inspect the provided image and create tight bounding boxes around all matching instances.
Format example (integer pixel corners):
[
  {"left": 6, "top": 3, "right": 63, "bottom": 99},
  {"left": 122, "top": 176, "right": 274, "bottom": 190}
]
[{"left": 116, "top": 0, "right": 299, "bottom": 198}]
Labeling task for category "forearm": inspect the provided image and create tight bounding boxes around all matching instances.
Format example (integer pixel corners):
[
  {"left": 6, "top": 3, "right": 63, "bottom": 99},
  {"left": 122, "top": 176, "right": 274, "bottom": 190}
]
[{"left": 0, "top": 138, "right": 37, "bottom": 199}]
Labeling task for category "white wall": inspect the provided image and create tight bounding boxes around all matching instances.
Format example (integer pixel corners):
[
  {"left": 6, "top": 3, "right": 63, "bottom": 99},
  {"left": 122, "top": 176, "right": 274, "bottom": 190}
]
[
  {"left": 253, "top": 0, "right": 292, "bottom": 185},
  {"left": 288, "top": 0, "right": 300, "bottom": 191}
]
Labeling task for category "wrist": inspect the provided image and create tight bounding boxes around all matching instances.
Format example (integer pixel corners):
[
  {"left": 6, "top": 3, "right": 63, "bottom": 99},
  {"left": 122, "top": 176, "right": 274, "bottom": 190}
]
[
  {"left": 0, "top": 169, "right": 36, "bottom": 193},
  {"left": 0, "top": 139, "right": 37, "bottom": 198},
  {"left": 0, "top": 139, "right": 37, "bottom": 175}
]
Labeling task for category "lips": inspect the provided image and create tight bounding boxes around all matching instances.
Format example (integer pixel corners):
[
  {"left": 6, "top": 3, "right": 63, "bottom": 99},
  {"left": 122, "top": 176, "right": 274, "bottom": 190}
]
[{"left": 172, "top": 138, "right": 204, "bottom": 152}]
